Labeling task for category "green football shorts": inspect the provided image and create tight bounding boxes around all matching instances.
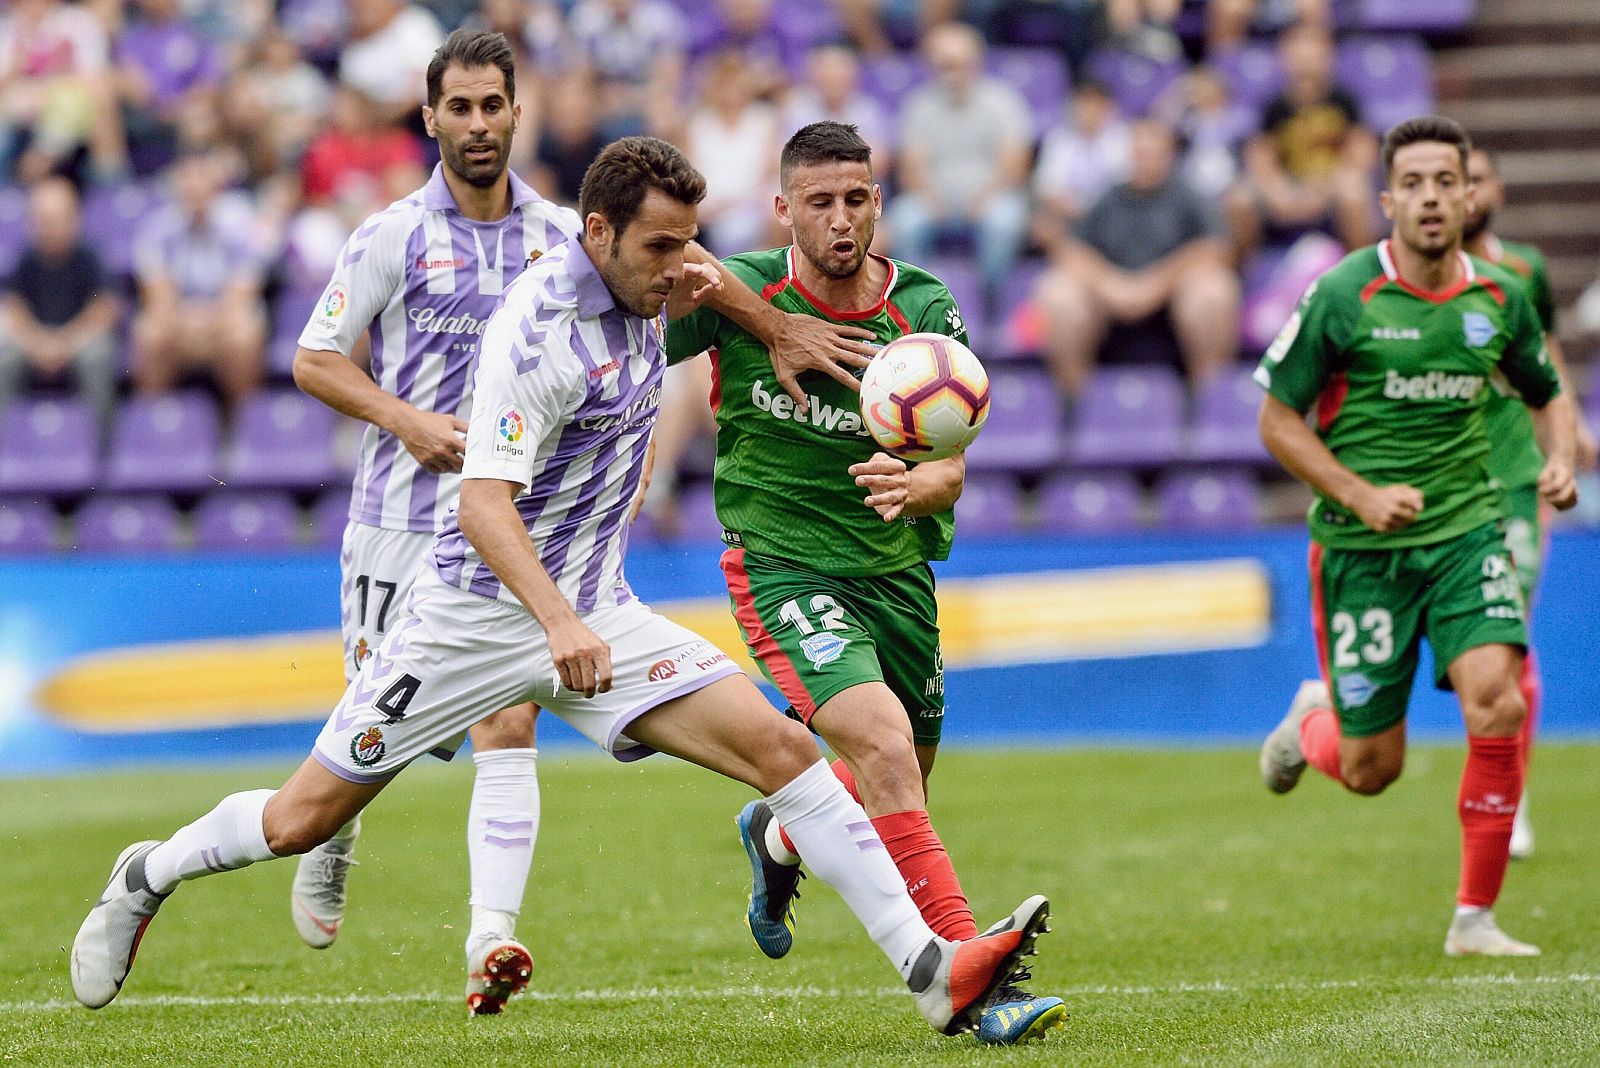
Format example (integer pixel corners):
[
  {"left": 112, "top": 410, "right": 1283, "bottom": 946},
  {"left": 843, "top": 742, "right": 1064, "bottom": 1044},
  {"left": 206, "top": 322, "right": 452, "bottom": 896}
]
[
  {"left": 1310, "top": 522, "right": 1527, "bottom": 738},
  {"left": 1499, "top": 483, "right": 1550, "bottom": 610},
  {"left": 719, "top": 547, "right": 946, "bottom": 745}
]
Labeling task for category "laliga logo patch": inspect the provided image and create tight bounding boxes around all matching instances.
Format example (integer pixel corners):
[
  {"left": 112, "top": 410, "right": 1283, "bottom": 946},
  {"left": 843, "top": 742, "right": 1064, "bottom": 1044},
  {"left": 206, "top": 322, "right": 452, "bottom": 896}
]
[
  {"left": 799, "top": 632, "right": 850, "bottom": 670},
  {"left": 349, "top": 726, "right": 386, "bottom": 767},
  {"left": 647, "top": 658, "right": 678, "bottom": 683},
  {"left": 1336, "top": 673, "right": 1378, "bottom": 709},
  {"left": 323, "top": 285, "right": 347, "bottom": 319},
  {"left": 1462, "top": 311, "right": 1495, "bottom": 348},
  {"left": 494, "top": 405, "right": 526, "bottom": 460}
]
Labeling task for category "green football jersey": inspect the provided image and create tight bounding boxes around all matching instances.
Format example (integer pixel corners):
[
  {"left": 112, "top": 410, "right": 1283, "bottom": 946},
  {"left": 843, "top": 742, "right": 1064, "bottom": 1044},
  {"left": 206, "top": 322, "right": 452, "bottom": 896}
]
[
  {"left": 1255, "top": 240, "right": 1560, "bottom": 549},
  {"left": 1481, "top": 237, "right": 1555, "bottom": 493},
  {"left": 666, "top": 246, "right": 969, "bottom": 576}
]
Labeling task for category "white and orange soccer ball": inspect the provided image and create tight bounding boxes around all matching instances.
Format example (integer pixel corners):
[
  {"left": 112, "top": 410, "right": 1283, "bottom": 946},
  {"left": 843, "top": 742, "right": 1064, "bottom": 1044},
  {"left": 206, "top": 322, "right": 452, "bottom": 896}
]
[{"left": 859, "top": 332, "right": 990, "bottom": 462}]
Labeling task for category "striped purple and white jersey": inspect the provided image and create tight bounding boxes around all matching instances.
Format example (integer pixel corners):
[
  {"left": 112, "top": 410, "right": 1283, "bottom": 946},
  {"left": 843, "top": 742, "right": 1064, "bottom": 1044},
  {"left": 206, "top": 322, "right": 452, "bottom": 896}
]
[
  {"left": 298, "top": 165, "right": 581, "bottom": 533},
  {"left": 434, "top": 237, "right": 665, "bottom": 613}
]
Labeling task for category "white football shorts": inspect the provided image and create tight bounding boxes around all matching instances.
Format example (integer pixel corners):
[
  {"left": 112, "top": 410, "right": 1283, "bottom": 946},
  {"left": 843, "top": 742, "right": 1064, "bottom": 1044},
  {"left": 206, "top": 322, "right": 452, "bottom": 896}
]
[
  {"left": 339, "top": 522, "right": 435, "bottom": 683},
  {"left": 313, "top": 568, "right": 742, "bottom": 783}
]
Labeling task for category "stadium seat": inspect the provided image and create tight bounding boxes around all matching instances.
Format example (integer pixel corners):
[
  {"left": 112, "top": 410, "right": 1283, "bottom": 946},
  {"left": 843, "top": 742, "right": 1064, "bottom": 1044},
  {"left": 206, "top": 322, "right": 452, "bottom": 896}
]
[
  {"left": 193, "top": 491, "right": 303, "bottom": 551},
  {"left": 1187, "top": 367, "right": 1273, "bottom": 466},
  {"left": 1085, "top": 48, "right": 1186, "bottom": 118},
  {"left": 963, "top": 367, "right": 1065, "bottom": 474},
  {"left": 952, "top": 472, "right": 1024, "bottom": 535},
  {"left": 0, "top": 185, "right": 28, "bottom": 277},
  {"left": 1210, "top": 42, "right": 1284, "bottom": 115},
  {"left": 74, "top": 493, "right": 181, "bottom": 552},
  {"left": 1356, "top": 0, "right": 1475, "bottom": 34},
  {"left": 267, "top": 287, "right": 323, "bottom": 379},
  {"left": 310, "top": 486, "right": 352, "bottom": 549},
  {"left": 0, "top": 397, "right": 99, "bottom": 497},
  {"left": 923, "top": 256, "right": 989, "bottom": 352},
  {"left": 1036, "top": 470, "right": 1143, "bottom": 534},
  {"left": 1067, "top": 366, "right": 1185, "bottom": 468},
  {"left": 673, "top": 480, "right": 724, "bottom": 542},
  {"left": 1335, "top": 35, "right": 1434, "bottom": 134},
  {"left": 860, "top": 52, "right": 927, "bottom": 113},
  {"left": 991, "top": 259, "right": 1047, "bottom": 361},
  {"left": 81, "top": 182, "right": 164, "bottom": 278},
  {"left": 223, "top": 388, "right": 343, "bottom": 492},
  {"left": 989, "top": 47, "right": 1071, "bottom": 140},
  {"left": 104, "top": 390, "right": 223, "bottom": 494},
  {"left": 0, "top": 497, "right": 58, "bottom": 553},
  {"left": 1156, "top": 469, "right": 1262, "bottom": 530}
]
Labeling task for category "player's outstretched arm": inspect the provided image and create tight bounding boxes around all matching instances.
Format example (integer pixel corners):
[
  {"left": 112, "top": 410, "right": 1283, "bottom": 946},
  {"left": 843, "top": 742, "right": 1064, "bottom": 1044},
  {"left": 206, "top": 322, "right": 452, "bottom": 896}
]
[
  {"left": 458, "top": 477, "right": 612, "bottom": 697},
  {"left": 1528, "top": 391, "right": 1580, "bottom": 511},
  {"left": 293, "top": 346, "right": 467, "bottom": 473},
  {"left": 848, "top": 452, "right": 965, "bottom": 522},
  {"left": 1258, "top": 393, "right": 1422, "bottom": 533},
  {"left": 685, "top": 242, "right": 875, "bottom": 413}
]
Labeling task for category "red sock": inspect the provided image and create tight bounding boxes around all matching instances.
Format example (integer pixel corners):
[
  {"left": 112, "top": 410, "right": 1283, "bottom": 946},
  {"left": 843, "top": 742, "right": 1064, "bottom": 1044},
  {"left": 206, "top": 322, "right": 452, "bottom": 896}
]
[
  {"left": 1516, "top": 651, "right": 1540, "bottom": 777},
  {"left": 1299, "top": 705, "right": 1345, "bottom": 784},
  {"left": 775, "top": 759, "right": 859, "bottom": 857},
  {"left": 871, "top": 809, "right": 978, "bottom": 940},
  {"left": 1457, "top": 735, "right": 1523, "bottom": 907}
]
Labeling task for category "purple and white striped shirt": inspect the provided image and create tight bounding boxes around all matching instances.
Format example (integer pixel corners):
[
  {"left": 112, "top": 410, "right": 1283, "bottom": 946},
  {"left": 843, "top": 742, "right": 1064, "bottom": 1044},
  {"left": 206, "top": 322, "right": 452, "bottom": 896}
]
[
  {"left": 433, "top": 237, "right": 665, "bottom": 613},
  {"left": 298, "top": 165, "right": 581, "bottom": 532}
]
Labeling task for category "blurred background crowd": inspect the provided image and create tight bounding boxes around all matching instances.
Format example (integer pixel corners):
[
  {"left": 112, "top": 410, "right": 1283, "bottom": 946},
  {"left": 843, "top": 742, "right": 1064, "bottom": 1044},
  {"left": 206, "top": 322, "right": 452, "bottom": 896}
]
[{"left": 0, "top": 0, "right": 1595, "bottom": 552}]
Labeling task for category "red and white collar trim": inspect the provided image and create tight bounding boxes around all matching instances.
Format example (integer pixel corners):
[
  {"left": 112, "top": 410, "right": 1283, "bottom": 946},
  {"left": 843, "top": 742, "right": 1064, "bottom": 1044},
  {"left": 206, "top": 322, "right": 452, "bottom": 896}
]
[
  {"left": 1377, "top": 239, "right": 1474, "bottom": 302},
  {"left": 784, "top": 245, "right": 898, "bottom": 320}
]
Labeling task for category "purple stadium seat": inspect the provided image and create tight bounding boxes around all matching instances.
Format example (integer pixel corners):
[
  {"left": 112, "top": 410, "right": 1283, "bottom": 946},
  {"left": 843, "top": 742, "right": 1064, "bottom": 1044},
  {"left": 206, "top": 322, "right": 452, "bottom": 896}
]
[
  {"left": 861, "top": 53, "right": 927, "bottom": 112},
  {"left": 0, "top": 185, "right": 28, "bottom": 277},
  {"left": 0, "top": 497, "right": 58, "bottom": 553},
  {"left": 1211, "top": 42, "right": 1284, "bottom": 114},
  {"left": 953, "top": 473, "right": 1024, "bottom": 536},
  {"left": 310, "top": 486, "right": 352, "bottom": 549},
  {"left": 989, "top": 47, "right": 1071, "bottom": 139},
  {"left": 82, "top": 182, "right": 163, "bottom": 277},
  {"left": 1335, "top": 35, "right": 1434, "bottom": 134},
  {"left": 193, "top": 491, "right": 302, "bottom": 551},
  {"left": 1067, "top": 366, "right": 1185, "bottom": 467},
  {"left": 1241, "top": 232, "right": 1345, "bottom": 353},
  {"left": 1188, "top": 367, "right": 1272, "bottom": 466},
  {"left": 268, "top": 287, "right": 323, "bottom": 378},
  {"left": 924, "top": 256, "right": 989, "bottom": 352},
  {"left": 1156, "top": 470, "right": 1261, "bottom": 530},
  {"left": 74, "top": 494, "right": 181, "bottom": 552},
  {"left": 963, "top": 367, "right": 1065, "bottom": 474},
  {"left": 224, "top": 388, "right": 343, "bottom": 491},
  {"left": 1356, "top": 0, "right": 1474, "bottom": 33},
  {"left": 0, "top": 397, "right": 99, "bottom": 497},
  {"left": 1036, "top": 471, "right": 1143, "bottom": 533},
  {"left": 1086, "top": 48, "right": 1186, "bottom": 118},
  {"left": 673, "top": 480, "right": 724, "bottom": 542},
  {"left": 104, "top": 390, "right": 223, "bottom": 494}
]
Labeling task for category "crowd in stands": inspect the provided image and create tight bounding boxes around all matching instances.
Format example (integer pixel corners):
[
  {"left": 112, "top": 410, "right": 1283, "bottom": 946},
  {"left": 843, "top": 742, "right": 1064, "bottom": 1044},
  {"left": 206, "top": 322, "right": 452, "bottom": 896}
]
[{"left": 0, "top": 0, "right": 1583, "bottom": 552}]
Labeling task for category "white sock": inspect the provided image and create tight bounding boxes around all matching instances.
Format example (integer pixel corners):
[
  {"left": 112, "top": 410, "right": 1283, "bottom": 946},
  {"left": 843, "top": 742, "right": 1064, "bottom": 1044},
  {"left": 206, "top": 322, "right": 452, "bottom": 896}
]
[
  {"left": 763, "top": 761, "right": 934, "bottom": 979},
  {"left": 467, "top": 747, "right": 539, "bottom": 938},
  {"left": 764, "top": 816, "right": 801, "bottom": 866},
  {"left": 1455, "top": 904, "right": 1489, "bottom": 919},
  {"left": 144, "top": 789, "right": 277, "bottom": 895}
]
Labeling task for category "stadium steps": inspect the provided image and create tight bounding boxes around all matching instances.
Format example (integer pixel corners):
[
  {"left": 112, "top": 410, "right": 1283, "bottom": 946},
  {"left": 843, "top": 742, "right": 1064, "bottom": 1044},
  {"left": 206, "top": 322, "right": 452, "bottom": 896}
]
[{"left": 1434, "top": 0, "right": 1600, "bottom": 311}]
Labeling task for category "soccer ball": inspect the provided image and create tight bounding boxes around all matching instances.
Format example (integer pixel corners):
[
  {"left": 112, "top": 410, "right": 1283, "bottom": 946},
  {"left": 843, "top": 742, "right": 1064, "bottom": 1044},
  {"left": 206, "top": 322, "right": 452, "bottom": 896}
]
[{"left": 859, "top": 332, "right": 990, "bottom": 462}]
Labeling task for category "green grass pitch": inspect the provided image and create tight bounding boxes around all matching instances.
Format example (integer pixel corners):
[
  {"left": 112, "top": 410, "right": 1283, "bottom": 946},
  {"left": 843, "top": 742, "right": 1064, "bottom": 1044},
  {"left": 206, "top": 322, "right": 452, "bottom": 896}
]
[{"left": 3, "top": 744, "right": 1597, "bottom": 1066}]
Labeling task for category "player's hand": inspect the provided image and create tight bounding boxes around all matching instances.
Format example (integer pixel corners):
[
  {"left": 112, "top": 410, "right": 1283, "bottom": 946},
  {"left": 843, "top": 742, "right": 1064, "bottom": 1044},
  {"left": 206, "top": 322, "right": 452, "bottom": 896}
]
[
  {"left": 397, "top": 409, "right": 468, "bottom": 473},
  {"left": 1574, "top": 418, "right": 1599, "bottom": 471},
  {"left": 769, "top": 313, "right": 876, "bottom": 414},
  {"left": 629, "top": 438, "right": 656, "bottom": 524},
  {"left": 1536, "top": 458, "right": 1579, "bottom": 511},
  {"left": 663, "top": 261, "right": 723, "bottom": 321},
  {"left": 1352, "top": 483, "right": 1423, "bottom": 532},
  {"left": 850, "top": 451, "right": 910, "bottom": 522},
  {"left": 547, "top": 617, "right": 612, "bottom": 698}
]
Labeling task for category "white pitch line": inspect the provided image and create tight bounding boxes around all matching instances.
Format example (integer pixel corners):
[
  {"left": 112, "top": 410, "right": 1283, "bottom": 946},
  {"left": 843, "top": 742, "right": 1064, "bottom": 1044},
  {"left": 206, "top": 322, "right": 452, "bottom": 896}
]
[{"left": 4, "top": 973, "right": 1596, "bottom": 1014}]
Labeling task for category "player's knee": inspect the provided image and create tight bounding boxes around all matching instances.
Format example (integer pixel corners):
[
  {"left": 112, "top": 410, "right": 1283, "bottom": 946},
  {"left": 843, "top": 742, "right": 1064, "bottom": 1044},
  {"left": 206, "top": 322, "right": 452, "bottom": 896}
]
[
  {"left": 1341, "top": 753, "right": 1402, "bottom": 796},
  {"left": 761, "top": 719, "right": 824, "bottom": 786},
  {"left": 470, "top": 703, "right": 538, "bottom": 749},
  {"left": 1463, "top": 679, "right": 1525, "bottom": 738}
]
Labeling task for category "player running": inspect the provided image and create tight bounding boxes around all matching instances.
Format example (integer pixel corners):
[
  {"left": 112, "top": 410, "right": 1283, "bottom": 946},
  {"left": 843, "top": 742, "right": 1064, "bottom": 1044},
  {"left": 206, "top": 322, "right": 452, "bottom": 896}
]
[
  {"left": 71, "top": 137, "right": 1052, "bottom": 1039},
  {"left": 1461, "top": 144, "right": 1599, "bottom": 859},
  {"left": 1254, "top": 117, "right": 1579, "bottom": 957},
  {"left": 663, "top": 122, "right": 1066, "bottom": 1045}
]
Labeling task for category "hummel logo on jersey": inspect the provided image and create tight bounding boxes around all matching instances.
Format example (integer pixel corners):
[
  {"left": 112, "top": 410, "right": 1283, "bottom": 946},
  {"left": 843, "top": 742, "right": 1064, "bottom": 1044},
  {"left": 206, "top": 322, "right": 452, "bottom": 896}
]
[
  {"left": 1382, "top": 369, "right": 1484, "bottom": 401},
  {"left": 416, "top": 256, "right": 466, "bottom": 270},
  {"left": 1371, "top": 326, "right": 1420, "bottom": 340},
  {"left": 750, "top": 379, "right": 872, "bottom": 437}
]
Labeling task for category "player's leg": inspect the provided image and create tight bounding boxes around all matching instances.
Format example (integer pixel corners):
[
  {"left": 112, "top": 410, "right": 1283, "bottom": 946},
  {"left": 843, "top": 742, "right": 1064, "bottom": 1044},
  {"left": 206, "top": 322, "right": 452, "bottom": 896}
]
[
  {"left": 462, "top": 702, "right": 542, "bottom": 1015},
  {"left": 1501, "top": 489, "right": 1547, "bottom": 858}
]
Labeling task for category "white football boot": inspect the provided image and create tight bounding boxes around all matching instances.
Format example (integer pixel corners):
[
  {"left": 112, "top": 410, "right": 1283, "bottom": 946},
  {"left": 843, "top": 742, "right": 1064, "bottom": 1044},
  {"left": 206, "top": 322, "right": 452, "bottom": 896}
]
[
  {"left": 908, "top": 895, "right": 1050, "bottom": 1035},
  {"left": 71, "top": 841, "right": 170, "bottom": 1008},
  {"left": 291, "top": 817, "right": 360, "bottom": 948},
  {"left": 1260, "top": 679, "right": 1328, "bottom": 794},
  {"left": 1444, "top": 910, "right": 1540, "bottom": 957},
  {"left": 465, "top": 933, "right": 534, "bottom": 1015}
]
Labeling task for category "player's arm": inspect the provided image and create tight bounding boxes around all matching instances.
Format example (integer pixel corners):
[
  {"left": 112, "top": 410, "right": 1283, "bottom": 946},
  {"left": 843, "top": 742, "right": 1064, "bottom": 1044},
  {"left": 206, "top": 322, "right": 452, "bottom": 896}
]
[
  {"left": 458, "top": 477, "right": 611, "bottom": 697},
  {"left": 1258, "top": 394, "right": 1421, "bottom": 532},
  {"left": 1526, "top": 392, "right": 1578, "bottom": 511},
  {"left": 685, "top": 242, "right": 875, "bottom": 411},
  {"left": 1540, "top": 333, "right": 1598, "bottom": 469},
  {"left": 849, "top": 452, "right": 964, "bottom": 523},
  {"left": 1502, "top": 286, "right": 1579, "bottom": 509}
]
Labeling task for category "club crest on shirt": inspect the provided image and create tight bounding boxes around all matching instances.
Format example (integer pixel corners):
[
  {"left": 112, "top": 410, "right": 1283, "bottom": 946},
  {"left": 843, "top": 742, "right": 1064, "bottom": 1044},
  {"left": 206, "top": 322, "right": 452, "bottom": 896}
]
[
  {"left": 1462, "top": 311, "right": 1495, "bottom": 348},
  {"left": 349, "top": 726, "right": 386, "bottom": 767},
  {"left": 653, "top": 314, "right": 666, "bottom": 348},
  {"left": 525, "top": 249, "right": 544, "bottom": 269},
  {"left": 495, "top": 405, "right": 527, "bottom": 460},
  {"left": 799, "top": 632, "right": 851, "bottom": 670}
]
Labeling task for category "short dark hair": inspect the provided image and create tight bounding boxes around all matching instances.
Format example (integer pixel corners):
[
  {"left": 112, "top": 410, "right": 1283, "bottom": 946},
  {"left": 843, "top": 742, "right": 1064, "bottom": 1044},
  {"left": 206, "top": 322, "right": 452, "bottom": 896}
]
[
  {"left": 1468, "top": 143, "right": 1499, "bottom": 171},
  {"left": 578, "top": 137, "right": 706, "bottom": 237},
  {"left": 426, "top": 29, "right": 516, "bottom": 109},
  {"left": 780, "top": 121, "right": 872, "bottom": 191},
  {"left": 1382, "top": 115, "right": 1470, "bottom": 180}
]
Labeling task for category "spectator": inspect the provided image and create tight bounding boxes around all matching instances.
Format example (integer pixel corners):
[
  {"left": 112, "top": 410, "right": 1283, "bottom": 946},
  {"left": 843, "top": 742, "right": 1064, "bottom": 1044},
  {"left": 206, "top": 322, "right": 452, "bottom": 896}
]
[
  {"left": 0, "top": 177, "right": 119, "bottom": 426},
  {"left": 1031, "top": 79, "right": 1130, "bottom": 241},
  {"left": 300, "top": 85, "right": 425, "bottom": 206},
  {"left": 568, "top": 0, "right": 686, "bottom": 139},
  {"left": 338, "top": 0, "right": 445, "bottom": 127},
  {"left": 221, "top": 29, "right": 330, "bottom": 183},
  {"left": 1207, "top": 0, "right": 1330, "bottom": 54},
  {"left": 130, "top": 151, "right": 266, "bottom": 409},
  {"left": 833, "top": 0, "right": 960, "bottom": 55},
  {"left": 530, "top": 71, "right": 606, "bottom": 208},
  {"left": 1031, "top": 118, "right": 1239, "bottom": 397},
  {"left": 114, "top": 0, "right": 228, "bottom": 176},
  {"left": 1105, "top": 0, "right": 1181, "bottom": 61},
  {"left": 468, "top": 0, "right": 569, "bottom": 174},
  {"left": 781, "top": 43, "right": 893, "bottom": 181},
  {"left": 1227, "top": 21, "right": 1376, "bottom": 253},
  {"left": 887, "top": 21, "right": 1032, "bottom": 298},
  {"left": 0, "top": 0, "right": 123, "bottom": 183},
  {"left": 1157, "top": 66, "right": 1251, "bottom": 202},
  {"left": 977, "top": 1, "right": 1098, "bottom": 73},
  {"left": 682, "top": 48, "right": 782, "bottom": 256},
  {"left": 689, "top": 0, "right": 792, "bottom": 101}
]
